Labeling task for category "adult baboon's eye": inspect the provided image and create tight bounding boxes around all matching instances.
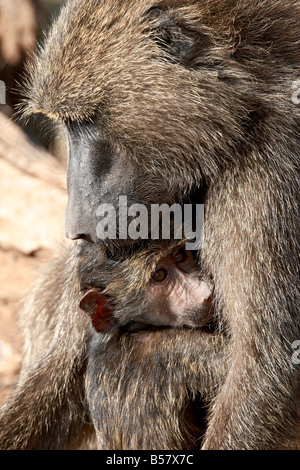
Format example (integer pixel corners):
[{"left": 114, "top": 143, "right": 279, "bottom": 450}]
[
  {"left": 173, "top": 247, "right": 187, "bottom": 264},
  {"left": 152, "top": 268, "right": 168, "bottom": 283}
]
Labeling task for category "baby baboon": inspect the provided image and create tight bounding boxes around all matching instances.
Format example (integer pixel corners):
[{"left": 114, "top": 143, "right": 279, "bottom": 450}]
[
  {"left": 78, "top": 242, "right": 223, "bottom": 450},
  {"left": 17, "top": 0, "right": 300, "bottom": 449},
  {"left": 0, "top": 242, "right": 225, "bottom": 450},
  {"left": 79, "top": 245, "right": 214, "bottom": 332}
]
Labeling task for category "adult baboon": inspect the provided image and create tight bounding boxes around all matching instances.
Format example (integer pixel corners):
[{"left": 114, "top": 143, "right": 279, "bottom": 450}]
[
  {"left": 0, "top": 241, "right": 225, "bottom": 450},
  {"left": 7, "top": 0, "right": 300, "bottom": 449}
]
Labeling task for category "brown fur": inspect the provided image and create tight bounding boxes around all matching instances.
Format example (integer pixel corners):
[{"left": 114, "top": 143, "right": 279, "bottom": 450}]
[
  {"left": 7, "top": 0, "right": 300, "bottom": 449},
  {"left": 0, "top": 242, "right": 226, "bottom": 449},
  {"left": 79, "top": 243, "right": 226, "bottom": 450},
  {"left": 0, "top": 245, "right": 96, "bottom": 450},
  {"left": 81, "top": 240, "right": 225, "bottom": 449},
  {"left": 86, "top": 327, "right": 225, "bottom": 450}
]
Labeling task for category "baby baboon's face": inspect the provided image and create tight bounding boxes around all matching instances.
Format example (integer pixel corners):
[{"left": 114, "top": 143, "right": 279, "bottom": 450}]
[
  {"left": 147, "top": 247, "right": 214, "bottom": 328},
  {"left": 80, "top": 246, "right": 214, "bottom": 332}
]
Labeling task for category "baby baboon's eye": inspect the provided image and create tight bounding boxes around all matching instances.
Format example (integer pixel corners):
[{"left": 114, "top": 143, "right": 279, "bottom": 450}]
[
  {"left": 152, "top": 268, "right": 168, "bottom": 283},
  {"left": 173, "top": 247, "right": 187, "bottom": 264}
]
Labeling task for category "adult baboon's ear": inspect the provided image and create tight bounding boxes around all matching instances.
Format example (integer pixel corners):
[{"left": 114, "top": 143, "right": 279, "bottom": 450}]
[{"left": 142, "top": 4, "right": 199, "bottom": 67}]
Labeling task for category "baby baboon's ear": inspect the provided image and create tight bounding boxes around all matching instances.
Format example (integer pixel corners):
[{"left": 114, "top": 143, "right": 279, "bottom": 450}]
[
  {"left": 79, "top": 289, "right": 116, "bottom": 333},
  {"left": 142, "top": 4, "right": 199, "bottom": 67}
]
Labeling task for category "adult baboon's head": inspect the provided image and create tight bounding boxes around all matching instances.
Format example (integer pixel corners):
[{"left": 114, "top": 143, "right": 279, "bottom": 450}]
[{"left": 22, "top": 0, "right": 298, "bottom": 248}]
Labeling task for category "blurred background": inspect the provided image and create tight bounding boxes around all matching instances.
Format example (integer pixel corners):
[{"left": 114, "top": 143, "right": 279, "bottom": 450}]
[{"left": 0, "top": 0, "right": 66, "bottom": 405}]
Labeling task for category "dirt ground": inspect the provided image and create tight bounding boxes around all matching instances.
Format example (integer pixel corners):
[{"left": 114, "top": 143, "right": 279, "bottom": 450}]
[{"left": 0, "top": 112, "right": 67, "bottom": 407}]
